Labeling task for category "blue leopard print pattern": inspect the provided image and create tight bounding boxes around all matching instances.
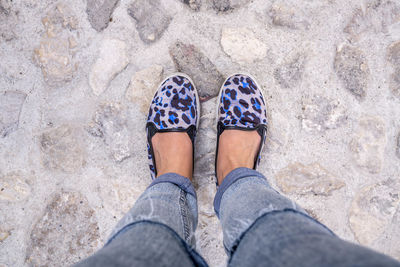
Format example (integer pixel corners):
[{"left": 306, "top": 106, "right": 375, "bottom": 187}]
[
  {"left": 147, "top": 75, "right": 199, "bottom": 179},
  {"left": 218, "top": 74, "right": 268, "bottom": 167},
  {"left": 218, "top": 74, "right": 267, "bottom": 128}
]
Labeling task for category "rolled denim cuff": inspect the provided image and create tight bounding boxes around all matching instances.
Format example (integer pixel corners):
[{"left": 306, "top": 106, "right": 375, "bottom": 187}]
[
  {"left": 149, "top": 173, "right": 197, "bottom": 199},
  {"left": 214, "top": 167, "right": 266, "bottom": 216}
]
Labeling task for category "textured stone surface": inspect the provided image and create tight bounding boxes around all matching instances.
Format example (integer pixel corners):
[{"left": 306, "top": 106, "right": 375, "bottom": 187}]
[
  {"left": 0, "top": 91, "right": 26, "bottom": 138},
  {"left": 334, "top": 44, "right": 369, "bottom": 100},
  {"left": 89, "top": 39, "right": 129, "bottom": 96},
  {"left": 274, "top": 53, "right": 306, "bottom": 89},
  {"left": 220, "top": 27, "right": 267, "bottom": 64},
  {"left": 0, "top": 0, "right": 17, "bottom": 41},
  {"left": 126, "top": 65, "right": 163, "bottom": 113},
  {"left": 387, "top": 41, "right": 400, "bottom": 99},
  {"left": 87, "top": 103, "right": 133, "bottom": 162},
  {"left": 301, "top": 95, "right": 347, "bottom": 132},
  {"left": 0, "top": 173, "right": 31, "bottom": 202},
  {"left": 275, "top": 162, "right": 345, "bottom": 196},
  {"left": 0, "top": 230, "right": 9, "bottom": 242},
  {"left": 33, "top": 3, "right": 79, "bottom": 86},
  {"left": 1, "top": 0, "right": 400, "bottom": 264},
  {"left": 209, "top": 0, "right": 250, "bottom": 12},
  {"left": 128, "top": 0, "right": 171, "bottom": 44},
  {"left": 26, "top": 191, "right": 100, "bottom": 266},
  {"left": 86, "top": 0, "right": 119, "bottom": 32},
  {"left": 344, "top": 0, "right": 400, "bottom": 41},
  {"left": 40, "top": 125, "right": 87, "bottom": 173},
  {"left": 169, "top": 41, "right": 224, "bottom": 101},
  {"left": 397, "top": 131, "right": 400, "bottom": 159},
  {"left": 350, "top": 116, "right": 386, "bottom": 174},
  {"left": 349, "top": 180, "right": 400, "bottom": 245},
  {"left": 180, "top": 0, "right": 202, "bottom": 11},
  {"left": 267, "top": 0, "right": 310, "bottom": 30}
]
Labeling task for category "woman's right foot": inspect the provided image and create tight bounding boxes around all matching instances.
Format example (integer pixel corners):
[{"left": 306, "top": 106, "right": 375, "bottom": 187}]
[{"left": 215, "top": 74, "right": 268, "bottom": 185}]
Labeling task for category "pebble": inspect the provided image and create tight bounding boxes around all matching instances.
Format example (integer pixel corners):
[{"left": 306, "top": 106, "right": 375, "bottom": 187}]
[
  {"left": 301, "top": 95, "right": 347, "bottom": 132},
  {"left": 0, "top": 173, "right": 31, "bottom": 202},
  {"left": 334, "top": 44, "right": 369, "bottom": 100},
  {"left": 220, "top": 27, "right": 267, "bottom": 64},
  {"left": 33, "top": 3, "right": 79, "bottom": 86},
  {"left": 86, "top": 0, "right": 119, "bottom": 32},
  {"left": 169, "top": 41, "right": 224, "bottom": 102},
  {"left": 274, "top": 53, "right": 306, "bottom": 89},
  {"left": 275, "top": 162, "right": 345, "bottom": 196},
  {"left": 88, "top": 103, "right": 133, "bottom": 163},
  {"left": 40, "top": 124, "right": 87, "bottom": 173},
  {"left": 89, "top": 39, "right": 129, "bottom": 96},
  {"left": 349, "top": 180, "right": 400, "bottom": 245},
  {"left": 128, "top": 0, "right": 171, "bottom": 44},
  {"left": 126, "top": 65, "right": 164, "bottom": 113},
  {"left": 26, "top": 191, "right": 100, "bottom": 266},
  {"left": 387, "top": 41, "right": 400, "bottom": 99},
  {"left": 267, "top": 0, "right": 310, "bottom": 30},
  {"left": 350, "top": 116, "right": 386, "bottom": 173}
]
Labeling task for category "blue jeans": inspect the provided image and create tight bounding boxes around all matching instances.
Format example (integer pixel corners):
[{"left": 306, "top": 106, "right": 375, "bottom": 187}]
[{"left": 76, "top": 168, "right": 400, "bottom": 267}]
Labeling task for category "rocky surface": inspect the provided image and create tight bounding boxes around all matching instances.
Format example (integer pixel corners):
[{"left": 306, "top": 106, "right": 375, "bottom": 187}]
[
  {"left": 275, "top": 162, "right": 345, "bottom": 196},
  {"left": 334, "top": 44, "right": 369, "bottom": 100},
  {"left": 387, "top": 41, "right": 400, "bottom": 99},
  {"left": 87, "top": 103, "right": 134, "bottom": 162},
  {"left": 89, "top": 39, "right": 129, "bottom": 95},
  {"left": 128, "top": 0, "right": 171, "bottom": 44},
  {"left": 40, "top": 124, "right": 87, "bottom": 173},
  {"left": 0, "top": 91, "right": 26, "bottom": 138},
  {"left": 350, "top": 116, "right": 386, "bottom": 174},
  {"left": 86, "top": 0, "right": 119, "bottom": 32},
  {"left": 349, "top": 179, "right": 400, "bottom": 245},
  {"left": 221, "top": 27, "right": 267, "bottom": 64},
  {"left": 26, "top": 191, "right": 100, "bottom": 266},
  {"left": 169, "top": 41, "right": 224, "bottom": 101},
  {"left": 0, "top": 173, "right": 31, "bottom": 202},
  {"left": 274, "top": 53, "right": 307, "bottom": 89},
  {"left": 126, "top": 65, "right": 164, "bottom": 113},
  {"left": 266, "top": 0, "right": 310, "bottom": 30},
  {"left": 33, "top": 3, "right": 79, "bottom": 86},
  {"left": 1, "top": 0, "right": 400, "bottom": 266},
  {"left": 301, "top": 95, "right": 347, "bottom": 132}
]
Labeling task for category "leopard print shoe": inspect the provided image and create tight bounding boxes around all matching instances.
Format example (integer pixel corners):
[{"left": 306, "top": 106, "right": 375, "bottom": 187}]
[
  {"left": 146, "top": 73, "right": 200, "bottom": 180},
  {"left": 215, "top": 74, "right": 268, "bottom": 184}
]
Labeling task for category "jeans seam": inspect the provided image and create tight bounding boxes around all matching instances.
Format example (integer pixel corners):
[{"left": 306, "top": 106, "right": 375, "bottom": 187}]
[{"left": 179, "top": 189, "right": 191, "bottom": 243}]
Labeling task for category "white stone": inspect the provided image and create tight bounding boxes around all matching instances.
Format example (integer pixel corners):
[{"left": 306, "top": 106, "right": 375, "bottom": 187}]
[
  {"left": 350, "top": 116, "right": 386, "bottom": 174},
  {"left": 349, "top": 180, "right": 400, "bottom": 245},
  {"left": 275, "top": 162, "right": 345, "bottom": 196},
  {"left": 0, "top": 173, "right": 31, "bottom": 202},
  {"left": 89, "top": 39, "right": 129, "bottom": 96},
  {"left": 220, "top": 27, "right": 267, "bottom": 64},
  {"left": 126, "top": 65, "right": 163, "bottom": 113}
]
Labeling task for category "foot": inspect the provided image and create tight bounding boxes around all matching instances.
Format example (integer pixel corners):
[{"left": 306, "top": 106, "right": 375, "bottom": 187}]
[
  {"left": 215, "top": 74, "right": 268, "bottom": 185},
  {"left": 146, "top": 74, "right": 200, "bottom": 180},
  {"left": 152, "top": 132, "right": 193, "bottom": 180},
  {"left": 216, "top": 130, "right": 261, "bottom": 185}
]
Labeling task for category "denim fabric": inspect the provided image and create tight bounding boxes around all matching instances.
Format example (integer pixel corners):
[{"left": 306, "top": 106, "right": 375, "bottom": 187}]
[
  {"left": 76, "top": 169, "right": 400, "bottom": 267},
  {"left": 216, "top": 167, "right": 400, "bottom": 267}
]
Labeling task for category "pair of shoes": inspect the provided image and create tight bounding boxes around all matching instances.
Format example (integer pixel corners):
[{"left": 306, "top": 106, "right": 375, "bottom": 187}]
[{"left": 146, "top": 73, "right": 268, "bottom": 182}]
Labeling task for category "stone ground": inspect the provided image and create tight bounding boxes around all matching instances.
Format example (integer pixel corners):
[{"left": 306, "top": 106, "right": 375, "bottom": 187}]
[{"left": 1, "top": 0, "right": 400, "bottom": 266}]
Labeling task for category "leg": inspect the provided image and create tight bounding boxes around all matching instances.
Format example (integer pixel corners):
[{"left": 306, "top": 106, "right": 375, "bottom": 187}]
[
  {"left": 76, "top": 174, "right": 207, "bottom": 267},
  {"left": 215, "top": 168, "right": 400, "bottom": 267}
]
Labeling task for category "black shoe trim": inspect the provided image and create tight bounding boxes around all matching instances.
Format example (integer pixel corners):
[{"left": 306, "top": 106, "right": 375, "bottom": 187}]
[{"left": 146, "top": 122, "right": 197, "bottom": 178}]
